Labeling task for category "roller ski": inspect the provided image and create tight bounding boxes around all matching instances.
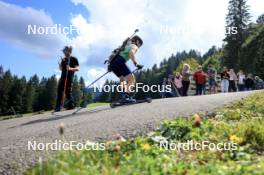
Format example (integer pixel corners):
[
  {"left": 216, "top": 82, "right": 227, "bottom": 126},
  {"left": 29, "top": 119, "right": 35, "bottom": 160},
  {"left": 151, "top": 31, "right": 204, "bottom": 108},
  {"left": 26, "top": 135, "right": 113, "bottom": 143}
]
[{"left": 110, "top": 92, "right": 152, "bottom": 108}]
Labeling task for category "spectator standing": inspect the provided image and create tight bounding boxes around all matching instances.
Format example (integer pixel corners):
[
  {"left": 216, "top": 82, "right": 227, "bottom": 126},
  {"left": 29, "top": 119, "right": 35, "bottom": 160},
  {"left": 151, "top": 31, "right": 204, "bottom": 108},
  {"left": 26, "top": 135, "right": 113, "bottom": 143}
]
[
  {"left": 55, "top": 46, "right": 79, "bottom": 112},
  {"left": 207, "top": 64, "right": 217, "bottom": 94},
  {"left": 193, "top": 65, "right": 207, "bottom": 95},
  {"left": 161, "top": 78, "right": 167, "bottom": 98},
  {"left": 174, "top": 72, "right": 183, "bottom": 96},
  {"left": 161, "top": 77, "right": 174, "bottom": 98},
  {"left": 220, "top": 67, "right": 230, "bottom": 93},
  {"left": 245, "top": 74, "right": 255, "bottom": 91},
  {"left": 167, "top": 76, "right": 176, "bottom": 97},
  {"left": 237, "top": 70, "right": 245, "bottom": 91},
  {"left": 181, "top": 64, "right": 192, "bottom": 96},
  {"left": 228, "top": 69, "right": 237, "bottom": 92},
  {"left": 254, "top": 76, "right": 264, "bottom": 90}
]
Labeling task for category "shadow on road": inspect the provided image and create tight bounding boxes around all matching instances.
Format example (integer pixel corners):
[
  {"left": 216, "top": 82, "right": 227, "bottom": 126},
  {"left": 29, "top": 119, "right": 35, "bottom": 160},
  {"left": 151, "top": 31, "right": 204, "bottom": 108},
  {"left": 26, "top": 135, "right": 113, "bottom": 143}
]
[{"left": 9, "top": 107, "right": 110, "bottom": 128}]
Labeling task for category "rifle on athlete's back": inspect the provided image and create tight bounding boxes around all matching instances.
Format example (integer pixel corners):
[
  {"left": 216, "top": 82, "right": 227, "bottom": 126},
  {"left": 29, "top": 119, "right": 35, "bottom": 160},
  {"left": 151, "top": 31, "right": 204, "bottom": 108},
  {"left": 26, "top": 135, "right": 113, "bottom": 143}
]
[{"left": 104, "top": 29, "right": 139, "bottom": 65}]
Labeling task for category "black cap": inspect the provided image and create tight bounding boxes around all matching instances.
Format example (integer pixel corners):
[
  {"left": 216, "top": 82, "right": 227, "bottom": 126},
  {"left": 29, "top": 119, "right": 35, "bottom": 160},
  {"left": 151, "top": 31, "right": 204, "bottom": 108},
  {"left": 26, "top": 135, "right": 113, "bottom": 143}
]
[
  {"left": 132, "top": 35, "right": 143, "bottom": 46},
  {"left": 62, "top": 46, "right": 72, "bottom": 53}
]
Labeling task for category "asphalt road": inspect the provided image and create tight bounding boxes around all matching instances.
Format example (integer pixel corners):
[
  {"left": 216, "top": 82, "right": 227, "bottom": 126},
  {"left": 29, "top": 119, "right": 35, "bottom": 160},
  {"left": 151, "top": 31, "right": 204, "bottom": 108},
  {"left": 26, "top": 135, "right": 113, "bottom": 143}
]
[{"left": 0, "top": 90, "right": 261, "bottom": 175}]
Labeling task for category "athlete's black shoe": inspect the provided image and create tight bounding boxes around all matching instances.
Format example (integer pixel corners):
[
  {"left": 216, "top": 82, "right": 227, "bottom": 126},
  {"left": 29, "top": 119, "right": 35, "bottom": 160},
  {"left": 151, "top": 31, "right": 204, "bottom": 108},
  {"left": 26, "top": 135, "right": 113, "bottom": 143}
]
[
  {"left": 54, "top": 106, "right": 61, "bottom": 112},
  {"left": 66, "top": 106, "right": 75, "bottom": 110},
  {"left": 120, "top": 97, "right": 136, "bottom": 103}
]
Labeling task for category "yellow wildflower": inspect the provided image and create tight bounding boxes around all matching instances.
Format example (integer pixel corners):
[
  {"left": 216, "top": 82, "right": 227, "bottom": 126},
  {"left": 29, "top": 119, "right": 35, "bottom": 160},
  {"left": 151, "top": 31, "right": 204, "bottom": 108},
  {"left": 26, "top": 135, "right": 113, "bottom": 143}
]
[
  {"left": 106, "top": 141, "right": 112, "bottom": 146},
  {"left": 229, "top": 134, "right": 241, "bottom": 143},
  {"left": 142, "top": 144, "right": 151, "bottom": 151}
]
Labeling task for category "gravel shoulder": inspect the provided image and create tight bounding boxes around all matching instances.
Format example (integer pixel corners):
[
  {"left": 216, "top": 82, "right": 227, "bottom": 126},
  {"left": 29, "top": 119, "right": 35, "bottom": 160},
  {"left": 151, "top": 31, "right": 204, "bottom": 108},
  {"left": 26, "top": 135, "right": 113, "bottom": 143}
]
[{"left": 0, "top": 90, "right": 262, "bottom": 175}]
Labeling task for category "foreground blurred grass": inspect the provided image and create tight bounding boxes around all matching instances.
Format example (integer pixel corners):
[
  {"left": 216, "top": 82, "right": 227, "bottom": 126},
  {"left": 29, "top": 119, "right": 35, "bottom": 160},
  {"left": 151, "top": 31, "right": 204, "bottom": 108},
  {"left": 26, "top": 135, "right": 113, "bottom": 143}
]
[{"left": 26, "top": 93, "right": 264, "bottom": 175}]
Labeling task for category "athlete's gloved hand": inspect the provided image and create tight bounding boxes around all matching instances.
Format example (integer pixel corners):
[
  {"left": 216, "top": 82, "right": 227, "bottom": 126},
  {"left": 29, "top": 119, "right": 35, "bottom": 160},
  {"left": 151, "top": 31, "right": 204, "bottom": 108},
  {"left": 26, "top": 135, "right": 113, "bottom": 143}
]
[
  {"left": 107, "top": 64, "right": 112, "bottom": 72},
  {"left": 104, "top": 59, "right": 109, "bottom": 64},
  {"left": 135, "top": 63, "right": 144, "bottom": 70}
]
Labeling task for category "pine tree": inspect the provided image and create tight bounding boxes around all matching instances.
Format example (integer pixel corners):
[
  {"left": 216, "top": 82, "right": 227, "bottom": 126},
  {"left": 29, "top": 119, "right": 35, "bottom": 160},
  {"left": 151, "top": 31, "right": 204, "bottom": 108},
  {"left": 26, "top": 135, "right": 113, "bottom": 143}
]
[
  {"left": 98, "top": 80, "right": 111, "bottom": 102},
  {"left": 38, "top": 77, "right": 48, "bottom": 111},
  {"left": 43, "top": 75, "right": 57, "bottom": 110},
  {"left": 20, "top": 76, "right": 28, "bottom": 113},
  {"left": 8, "top": 76, "right": 26, "bottom": 114},
  {"left": 202, "top": 46, "right": 218, "bottom": 61},
  {"left": 31, "top": 74, "right": 40, "bottom": 112},
  {"left": 72, "top": 75, "right": 81, "bottom": 107},
  {"left": 0, "top": 65, "right": 4, "bottom": 78},
  {"left": 257, "top": 14, "right": 264, "bottom": 24},
  {"left": 22, "top": 79, "right": 35, "bottom": 113},
  {"left": 79, "top": 77, "right": 92, "bottom": 106},
  {"left": 240, "top": 24, "right": 264, "bottom": 78},
  {"left": 0, "top": 70, "right": 13, "bottom": 115},
  {"left": 223, "top": 0, "right": 251, "bottom": 69}
]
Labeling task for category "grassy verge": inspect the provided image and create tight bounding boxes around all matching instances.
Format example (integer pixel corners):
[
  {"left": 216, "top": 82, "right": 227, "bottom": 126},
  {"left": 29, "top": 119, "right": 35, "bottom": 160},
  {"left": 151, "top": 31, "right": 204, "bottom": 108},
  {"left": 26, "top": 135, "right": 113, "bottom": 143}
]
[
  {"left": 26, "top": 93, "right": 264, "bottom": 175},
  {"left": 87, "top": 102, "right": 109, "bottom": 109}
]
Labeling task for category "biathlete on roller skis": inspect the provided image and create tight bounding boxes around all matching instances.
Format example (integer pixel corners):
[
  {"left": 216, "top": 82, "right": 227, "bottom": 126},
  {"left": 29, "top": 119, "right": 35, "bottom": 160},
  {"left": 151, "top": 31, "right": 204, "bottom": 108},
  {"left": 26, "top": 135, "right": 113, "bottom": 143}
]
[{"left": 106, "top": 35, "right": 144, "bottom": 103}]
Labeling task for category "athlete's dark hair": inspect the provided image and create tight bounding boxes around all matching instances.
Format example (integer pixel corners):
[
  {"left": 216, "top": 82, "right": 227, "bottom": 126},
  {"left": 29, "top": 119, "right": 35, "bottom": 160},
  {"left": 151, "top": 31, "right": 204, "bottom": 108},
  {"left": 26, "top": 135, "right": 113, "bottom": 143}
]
[
  {"left": 131, "top": 35, "right": 143, "bottom": 47},
  {"left": 62, "top": 46, "right": 72, "bottom": 53}
]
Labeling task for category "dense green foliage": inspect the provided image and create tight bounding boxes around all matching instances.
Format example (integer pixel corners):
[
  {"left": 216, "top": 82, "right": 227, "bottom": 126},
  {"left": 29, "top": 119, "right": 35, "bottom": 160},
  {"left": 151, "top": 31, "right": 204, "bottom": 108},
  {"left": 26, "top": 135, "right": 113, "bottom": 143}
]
[
  {"left": 240, "top": 24, "right": 264, "bottom": 77},
  {"left": 222, "top": 0, "right": 264, "bottom": 78},
  {"left": 223, "top": 0, "right": 251, "bottom": 69},
  {"left": 257, "top": 14, "right": 264, "bottom": 24},
  {"left": 202, "top": 51, "right": 223, "bottom": 72},
  {"left": 175, "top": 58, "right": 200, "bottom": 73}
]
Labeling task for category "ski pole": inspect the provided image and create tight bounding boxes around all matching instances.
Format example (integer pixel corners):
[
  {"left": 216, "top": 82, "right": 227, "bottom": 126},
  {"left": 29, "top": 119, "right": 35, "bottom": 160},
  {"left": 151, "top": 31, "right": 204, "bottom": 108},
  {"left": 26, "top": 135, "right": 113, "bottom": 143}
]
[
  {"left": 71, "top": 67, "right": 143, "bottom": 115},
  {"left": 85, "top": 71, "right": 110, "bottom": 89},
  {"left": 74, "top": 68, "right": 141, "bottom": 107},
  {"left": 63, "top": 70, "right": 110, "bottom": 107}
]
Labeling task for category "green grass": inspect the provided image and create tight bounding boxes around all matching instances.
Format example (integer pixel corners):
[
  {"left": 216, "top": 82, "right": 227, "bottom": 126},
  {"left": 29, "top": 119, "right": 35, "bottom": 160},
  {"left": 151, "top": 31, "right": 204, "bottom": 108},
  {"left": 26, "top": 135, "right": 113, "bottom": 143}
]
[
  {"left": 88, "top": 102, "right": 109, "bottom": 109},
  {"left": 175, "top": 57, "right": 200, "bottom": 74},
  {"left": 26, "top": 92, "right": 264, "bottom": 175}
]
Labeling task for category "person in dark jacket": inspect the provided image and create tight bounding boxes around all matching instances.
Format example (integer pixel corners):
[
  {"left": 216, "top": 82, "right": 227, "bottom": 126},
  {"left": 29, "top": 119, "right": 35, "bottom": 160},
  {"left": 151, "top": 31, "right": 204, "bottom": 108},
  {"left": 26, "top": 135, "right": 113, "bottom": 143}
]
[
  {"left": 254, "top": 76, "right": 264, "bottom": 90},
  {"left": 245, "top": 74, "right": 255, "bottom": 91},
  {"left": 54, "top": 46, "right": 79, "bottom": 112}
]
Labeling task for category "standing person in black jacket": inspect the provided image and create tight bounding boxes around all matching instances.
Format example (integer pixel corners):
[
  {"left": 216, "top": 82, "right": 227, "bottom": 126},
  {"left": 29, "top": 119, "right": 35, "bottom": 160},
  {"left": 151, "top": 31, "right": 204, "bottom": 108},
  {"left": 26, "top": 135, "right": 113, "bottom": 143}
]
[
  {"left": 54, "top": 46, "right": 79, "bottom": 112},
  {"left": 245, "top": 73, "right": 255, "bottom": 91}
]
